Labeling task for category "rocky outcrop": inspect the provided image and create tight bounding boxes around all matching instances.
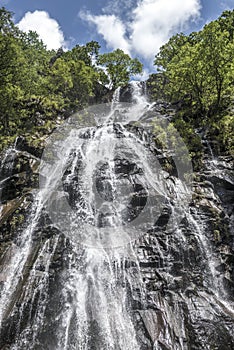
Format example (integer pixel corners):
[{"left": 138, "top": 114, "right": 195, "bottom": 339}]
[{"left": 0, "top": 105, "right": 233, "bottom": 349}]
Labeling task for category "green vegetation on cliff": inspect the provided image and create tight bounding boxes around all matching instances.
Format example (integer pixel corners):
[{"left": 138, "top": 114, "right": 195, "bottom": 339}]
[
  {"left": 148, "top": 10, "right": 234, "bottom": 158},
  {"left": 0, "top": 7, "right": 233, "bottom": 161},
  {"left": 0, "top": 7, "right": 142, "bottom": 151}
]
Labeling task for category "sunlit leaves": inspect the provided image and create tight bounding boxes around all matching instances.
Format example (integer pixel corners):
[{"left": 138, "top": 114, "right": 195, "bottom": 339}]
[
  {"left": 154, "top": 10, "right": 234, "bottom": 115},
  {"left": 98, "top": 49, "right": 143, "bottom": 90},
  {"left": 0, "top": 7, "right": 145, "bottom": 150}
]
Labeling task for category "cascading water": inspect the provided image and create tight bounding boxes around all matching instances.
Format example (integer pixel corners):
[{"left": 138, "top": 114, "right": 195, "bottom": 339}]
[
  {"left": 0, "top": 81, "right": 233, "bottom": 350},
  {"left": 0, "top": 82, "right": 155, "bottom": 349}
]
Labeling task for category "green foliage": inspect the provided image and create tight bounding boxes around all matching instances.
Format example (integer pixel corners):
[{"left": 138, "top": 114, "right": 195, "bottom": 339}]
[
  {"left": 154, "top": 11, "right": 234, "bottom": 115},
  {"left": 172, "top": 114, "right": 203, "bottom": 169},
  {"left": 208, "top": 113, "right": 234, "bottom": 155},
  {"left": 98, "top": 49, "right": 143, "bottom": 90},
  {"left": 151, "top": 10, "right": 234, "bottom": 159},
  {"left": 63, "top": 41, "right": 100, "bottom": 66},
  {"left": 0, "top": 15, "right": 25, "bottom": 133},
  {"left": 151, "top": 115, "right": 203, "bottom": 170},
  {"left": 0, "top": 8, "right": 143, "bottom": 151},
  {"left": 0, "top": 7, "right": 17, "bottom": 34}
]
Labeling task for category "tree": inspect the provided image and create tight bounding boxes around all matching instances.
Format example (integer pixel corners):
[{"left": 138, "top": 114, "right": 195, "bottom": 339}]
[
  {"left": 63, "top": 41, "right": 100, "bottom": 66},
  {"left": 0, "top": 7, "right": 17, "bottom": 34},
  {"left": 0, "top": 9, "right": 24, "bottom": 132},
  {"left": 154, "top": 33, "right": 188, "bottom": 70},
  {"left": 151, "top": 10, "right": 234, "bottom": 160},
  {"left": 154, "top": 12, "right": 234, "bottom": 115},
  {"left": 218, "top": 10, "right": 234, "bottom": 39},
  {"left": 97, "top": 49, "right": 143, "bottom": 90},
  {"left": 199, "top": 21, "right": 234, "bottom": 112}
]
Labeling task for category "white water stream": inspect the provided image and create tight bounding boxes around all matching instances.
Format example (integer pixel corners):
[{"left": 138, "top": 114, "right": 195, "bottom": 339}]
[
  {"left": 0, "top": 82, "right": 153, "bottom": 349},
  {"left": 0, "top": 82, "right": 233, "bottom": 349}
]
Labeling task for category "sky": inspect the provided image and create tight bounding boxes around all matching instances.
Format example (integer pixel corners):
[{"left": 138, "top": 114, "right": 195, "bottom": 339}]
[{"left": 1, "top": 0, "right": 234, "bottom": 75}]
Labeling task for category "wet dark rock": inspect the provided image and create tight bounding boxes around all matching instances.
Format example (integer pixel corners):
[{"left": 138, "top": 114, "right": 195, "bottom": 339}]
[
  {"left": 15, "top": 136, "right": 43, "bottom": 159},
  {"left": 0, "top": 103, "right": 233, "bottom": 349},
  {"left": 89, "top": 82, "right": 111, "bottom": 104},
  {"left": 119, "top": 84, "right": 133, "bottom": 102}
]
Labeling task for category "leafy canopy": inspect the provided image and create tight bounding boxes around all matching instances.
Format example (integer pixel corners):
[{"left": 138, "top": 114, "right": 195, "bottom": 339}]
[
  {"left": 98, "top": 49, "right": 143, "bottom": 90},
  {"left": 153, "top": 10, "right": 234, "bottom": 116},
  {"left": 150, "top": 9, "right": 234, "bottom": 158},
  {"left": 0, "top": 7, "right": 144, "bottom": 149}
]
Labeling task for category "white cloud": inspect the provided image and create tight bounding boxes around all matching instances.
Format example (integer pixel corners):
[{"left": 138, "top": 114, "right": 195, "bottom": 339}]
[
  {"left": 131, "top": 0, "right": 201, "bottom": 58},
  {"left": 80, "top": 0, "right": 201, "bottom": 61},
  {"left": 17, "top": 11, "right": 66, "bottom": 50},
  {"left": 80, "top": 12, "right": 130, "bottom": 54}
]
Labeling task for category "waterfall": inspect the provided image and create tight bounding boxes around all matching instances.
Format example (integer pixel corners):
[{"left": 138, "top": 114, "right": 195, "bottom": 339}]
[
  {"left": 111, "top": 86, "right": 121, "bottom": 110},
  {"left": 126, "top": 81, "right": 154, "bottom": 122},
  {"left": 0, "top": 83, "right": 155, "bottom": 349},
  {"left": 0, "top": 82, "right": 233, "bottom": 349}
]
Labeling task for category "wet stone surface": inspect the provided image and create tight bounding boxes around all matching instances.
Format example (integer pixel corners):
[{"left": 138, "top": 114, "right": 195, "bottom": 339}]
[{"left": 0, "top": 105, "right": 233, "bottom": 349}]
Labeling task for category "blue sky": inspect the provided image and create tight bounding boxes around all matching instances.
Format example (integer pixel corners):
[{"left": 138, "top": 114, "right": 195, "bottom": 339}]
[{"left": 1, "top": 0, "right": 234, "bottom": 74}]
